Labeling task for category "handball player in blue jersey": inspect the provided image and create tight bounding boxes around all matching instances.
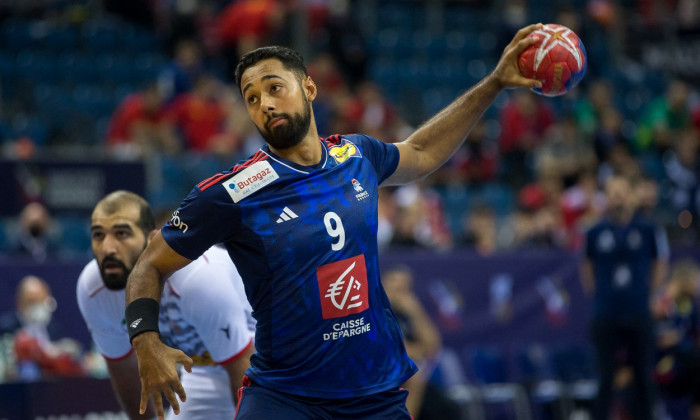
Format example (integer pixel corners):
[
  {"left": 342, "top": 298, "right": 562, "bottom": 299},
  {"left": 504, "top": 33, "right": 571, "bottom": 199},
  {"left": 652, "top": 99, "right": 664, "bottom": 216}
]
[{"left": 125, "top": 24, "right": 545, "bottom": 419}]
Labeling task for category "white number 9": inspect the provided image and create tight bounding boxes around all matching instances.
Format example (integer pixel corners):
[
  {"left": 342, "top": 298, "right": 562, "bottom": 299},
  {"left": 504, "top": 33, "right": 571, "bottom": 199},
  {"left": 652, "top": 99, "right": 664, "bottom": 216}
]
[{"left": 324, "top": 212, "right": 345, "bottom": 251}]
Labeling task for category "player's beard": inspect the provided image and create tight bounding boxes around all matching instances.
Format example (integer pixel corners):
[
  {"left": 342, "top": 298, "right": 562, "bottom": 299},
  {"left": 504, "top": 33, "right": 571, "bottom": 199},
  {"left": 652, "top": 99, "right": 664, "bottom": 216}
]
[
  {"left": 99, "top": 243, "right": 146, "bottom": 290},
  {"left": 259, "top": 97, "right": 312, "bottom": 150}
]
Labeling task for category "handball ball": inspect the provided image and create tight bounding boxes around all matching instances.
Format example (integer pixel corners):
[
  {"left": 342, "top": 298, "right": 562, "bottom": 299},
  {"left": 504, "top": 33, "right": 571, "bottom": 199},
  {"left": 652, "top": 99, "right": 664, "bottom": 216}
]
[{"left": 517, "top": 24, "right": 587, "bottom": 97}]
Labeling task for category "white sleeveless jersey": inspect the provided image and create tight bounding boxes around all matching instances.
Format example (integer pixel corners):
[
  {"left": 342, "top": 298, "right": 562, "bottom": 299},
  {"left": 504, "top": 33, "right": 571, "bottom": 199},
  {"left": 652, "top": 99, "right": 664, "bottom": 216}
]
[{"left": 76, "top": 245, "right": 255, "bottom": 363}]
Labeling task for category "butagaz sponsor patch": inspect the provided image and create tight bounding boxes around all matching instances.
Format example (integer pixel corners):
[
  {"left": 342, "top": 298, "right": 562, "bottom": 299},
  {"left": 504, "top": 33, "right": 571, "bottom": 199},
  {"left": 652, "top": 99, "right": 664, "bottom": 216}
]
[{"left": 224, "top": 160, "right": 279, "bottom": 203}]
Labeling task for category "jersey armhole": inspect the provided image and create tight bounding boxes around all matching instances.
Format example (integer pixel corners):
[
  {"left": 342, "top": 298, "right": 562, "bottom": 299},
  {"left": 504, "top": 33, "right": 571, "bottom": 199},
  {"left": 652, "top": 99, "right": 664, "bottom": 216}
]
[
  {"left": 102, "top": 348, "right": 134, "bottom": 362},
  {"left": 217, "top": 338, "right": 253, "bottom": 366}
]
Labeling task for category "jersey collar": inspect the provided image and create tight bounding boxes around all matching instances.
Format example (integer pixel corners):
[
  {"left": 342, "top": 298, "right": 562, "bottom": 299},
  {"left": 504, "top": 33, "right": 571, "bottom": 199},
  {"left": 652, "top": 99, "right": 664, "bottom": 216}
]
[{"left": 261, "top": 141, "right": 329, "bottom": 174}]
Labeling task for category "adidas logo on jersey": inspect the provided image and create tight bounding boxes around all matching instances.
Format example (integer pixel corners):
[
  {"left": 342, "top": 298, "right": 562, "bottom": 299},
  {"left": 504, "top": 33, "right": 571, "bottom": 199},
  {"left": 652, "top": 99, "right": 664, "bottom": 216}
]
[{"left": 276, "top": 207, "right": 298, "bottom": 223}]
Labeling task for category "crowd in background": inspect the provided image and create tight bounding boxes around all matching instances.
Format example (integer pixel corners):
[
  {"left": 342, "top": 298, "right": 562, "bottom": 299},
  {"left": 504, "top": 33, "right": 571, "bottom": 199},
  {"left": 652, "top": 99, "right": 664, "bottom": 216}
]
[{"left": 0, "top": 0, "right": 699, "bottom": 260}]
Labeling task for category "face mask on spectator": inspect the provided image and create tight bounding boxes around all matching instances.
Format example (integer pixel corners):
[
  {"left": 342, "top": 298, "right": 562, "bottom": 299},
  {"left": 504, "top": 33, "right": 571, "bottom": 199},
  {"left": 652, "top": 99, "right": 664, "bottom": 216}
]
[{"left": 23, "top": 299, "right": 55, "bottom": 326}]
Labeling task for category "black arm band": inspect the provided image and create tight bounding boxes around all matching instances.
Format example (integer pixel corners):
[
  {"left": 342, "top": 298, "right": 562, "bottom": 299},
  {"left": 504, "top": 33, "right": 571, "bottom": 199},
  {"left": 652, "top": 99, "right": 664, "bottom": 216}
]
[{"left": 125, "top": 298, "right": 160, "bottom": 343}]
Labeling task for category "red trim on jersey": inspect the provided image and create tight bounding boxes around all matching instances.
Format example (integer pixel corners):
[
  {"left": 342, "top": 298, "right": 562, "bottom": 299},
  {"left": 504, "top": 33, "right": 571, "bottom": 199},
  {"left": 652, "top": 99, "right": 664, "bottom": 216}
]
[
  {"left": 218, "top": 338, "right": 253, "bottom": 366},
  {"left": 323, "top": 134, "right": 343, "bottom": 147},
  {"left": 231, "top": 150, "right": 268, "bottom": 174},
  {"left": 102, "top": 348, "right": 134, "bottom": 362},
  {"left": 88, "top": 284, "right": 106, "bottom": 298},
  {"left": 198, "top": 173, "right": 229, "bottom": 191},
  {"left": 235, "top": 375, "right": 252, "bottom": 418},
  {"left": 166, "top": 280, "right": 180, "bottom": 298}
]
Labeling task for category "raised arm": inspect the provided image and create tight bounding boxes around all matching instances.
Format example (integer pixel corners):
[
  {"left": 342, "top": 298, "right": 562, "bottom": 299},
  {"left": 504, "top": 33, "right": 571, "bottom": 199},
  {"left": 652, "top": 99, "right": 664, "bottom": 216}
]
[
  {"left": 125, "top": 231, "right": 194, "bottom": 420},
  {"left": 385, "top": 23, "right": 543, "bottom": 186}
]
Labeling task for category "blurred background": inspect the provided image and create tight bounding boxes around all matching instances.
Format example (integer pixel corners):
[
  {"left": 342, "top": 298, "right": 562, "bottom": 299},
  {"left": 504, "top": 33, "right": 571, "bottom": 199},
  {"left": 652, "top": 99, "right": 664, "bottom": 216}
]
[{"left": 0, "top": 0, "right": 699, "bottom": 419}]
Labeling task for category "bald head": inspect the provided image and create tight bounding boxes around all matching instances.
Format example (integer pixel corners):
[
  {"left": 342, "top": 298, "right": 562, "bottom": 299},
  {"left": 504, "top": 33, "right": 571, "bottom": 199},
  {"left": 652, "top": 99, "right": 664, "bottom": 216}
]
[{"left": 93, "top": 190, "right": 155, "bottom": 236}]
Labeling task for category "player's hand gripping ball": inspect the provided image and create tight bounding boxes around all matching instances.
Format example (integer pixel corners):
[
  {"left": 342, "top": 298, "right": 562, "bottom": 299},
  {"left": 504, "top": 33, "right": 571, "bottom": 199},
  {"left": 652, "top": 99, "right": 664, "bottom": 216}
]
[{"left": 517, "top": 23, "right": 587, "bottom": 97}]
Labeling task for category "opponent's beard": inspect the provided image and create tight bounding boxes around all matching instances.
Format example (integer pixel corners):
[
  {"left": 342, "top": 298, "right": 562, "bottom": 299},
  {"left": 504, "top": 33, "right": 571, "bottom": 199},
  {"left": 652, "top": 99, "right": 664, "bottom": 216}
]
[
  {"left": 100, "top": 257, "right": 131, "bottom": 290},
  {"left": 99, "top": 243, "right": 146, "bottom": 290},
  {"left": 259, "top": 100, "right": 312, "bottom": 150}
]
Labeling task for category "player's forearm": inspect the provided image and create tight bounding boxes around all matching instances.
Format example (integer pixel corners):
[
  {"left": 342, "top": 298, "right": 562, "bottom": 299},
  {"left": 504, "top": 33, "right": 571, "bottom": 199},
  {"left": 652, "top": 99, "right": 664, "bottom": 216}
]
[{"left": 398, "top": 74, "right": 502, "bottom": 181}]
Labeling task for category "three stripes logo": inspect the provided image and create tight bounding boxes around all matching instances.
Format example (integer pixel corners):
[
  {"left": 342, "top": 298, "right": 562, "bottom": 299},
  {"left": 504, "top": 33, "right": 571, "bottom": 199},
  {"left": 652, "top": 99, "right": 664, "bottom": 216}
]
[{"left": 276, "top": 206, "right": 298, "bottom": 224}]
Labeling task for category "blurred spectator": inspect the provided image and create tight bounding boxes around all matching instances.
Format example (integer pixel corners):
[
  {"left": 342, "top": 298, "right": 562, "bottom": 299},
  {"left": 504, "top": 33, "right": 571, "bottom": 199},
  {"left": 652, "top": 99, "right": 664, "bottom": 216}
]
[
  {"left": 458, "top": 205, "right": 500, "bottom": 255},
  {"left": 217, "top": 0, "right": 287, "bottom": 79},
  {"left": 598, "top": 141, "right": 643, "bottom": 186},
  {"left": 678, "top": 0, "right": 700, "bottom": 29},
  {"left": 383, "top": 266, "right": 462, "bottom": 420},
  {"left": 449, "top": 120, "right": 499, "bottom": 187},
  {"left": 312, "top": 0, "right": 368, "bottom": 87},
  {"left": 165, "top": 74, "right": 230, "bottom": 153},
  {"left": 0, "top": 275, "right": 83, "bottom": 381},
  {"left": 377, "top": 188, "right": 397, "bottom": 251},
  {"left": 158, "top": 39, "right": 207, "bottom": 103},
  {"left": 7, "top": 202, "right": 59, "bottom": 263},
  {"left": 581, "top": 175, "right": 670, "bottom": 420},
  {"left": 593, "top": 105, "right": 625, "bottom": 164},
  {"left": 307, "top": 53, "right": 349, "bottom": 137},
  {"left": 497, "top": 0, "right": 528, "bottom": 50},
  {"left": 560, "top": 171, "right": 606, "bottom": 250},
  {"left": 535, "top": 114, "right": 597, "bottom": 188},
  {"left": 663, "top": 127, "right": 700, "bottom": 244},
  {"left": 510, "top": 175, "right": 567, "bottom": 249},
  {"left": 573, "top": 79, "right": 624, "bottom": 162},
  {"left": 106, "top": 83, "right": 179, "bottom": 159},
  {"left": 389, "top": 184, "right": 452, "bottom": 250},
  {"left": 636, "top": 177, "right": 661, "bottom": 217},
  {"left": 653, "top": 259, "right": 700, "bottom": 419},
  {"left": 636, "top": 79, "right": 692, "bottom": 154},
  {"left": 340, "top": 80, "right": 409, "bottom": 143},
  {"left": 498, "top": 90, "right": 555, "bottom": 189}
]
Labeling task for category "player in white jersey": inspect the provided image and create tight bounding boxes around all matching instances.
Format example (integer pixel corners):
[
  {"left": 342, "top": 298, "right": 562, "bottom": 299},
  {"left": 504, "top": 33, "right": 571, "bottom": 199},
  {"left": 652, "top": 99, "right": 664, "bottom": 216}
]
[{"left": 76, "top": 190, "right": 254, "bottom": 419}]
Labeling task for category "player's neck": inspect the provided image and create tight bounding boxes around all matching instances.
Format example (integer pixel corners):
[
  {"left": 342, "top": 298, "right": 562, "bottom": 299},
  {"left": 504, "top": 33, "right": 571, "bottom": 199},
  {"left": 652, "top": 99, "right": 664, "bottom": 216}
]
[{"left": 269, "top": 132, "right": 323, "bottom": 166}]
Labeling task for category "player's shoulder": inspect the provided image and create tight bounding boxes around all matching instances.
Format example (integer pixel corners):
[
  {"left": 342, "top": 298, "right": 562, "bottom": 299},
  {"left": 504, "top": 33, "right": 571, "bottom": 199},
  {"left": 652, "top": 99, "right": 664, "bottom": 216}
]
[
  {"left": 167, "top": 246, "right": 239, "bottom": 295},
  {"left": 322, "top": 133, "right": 374, "bottom": 147},
  {"left": 322, "top": 133, "right": 379, "bottom": 163},
  {"left": 193, "top": 149, "right": 280, "bottom": 203},
  {"left": 76, "top": 259, "right": 105, "bottom": 299}
]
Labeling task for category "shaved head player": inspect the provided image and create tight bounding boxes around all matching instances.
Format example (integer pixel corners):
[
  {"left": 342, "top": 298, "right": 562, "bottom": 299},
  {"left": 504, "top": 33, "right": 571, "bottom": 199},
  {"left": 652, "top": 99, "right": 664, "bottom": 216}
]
[{"left": 125, "top": 24, "right": 545, "bottom": 419}]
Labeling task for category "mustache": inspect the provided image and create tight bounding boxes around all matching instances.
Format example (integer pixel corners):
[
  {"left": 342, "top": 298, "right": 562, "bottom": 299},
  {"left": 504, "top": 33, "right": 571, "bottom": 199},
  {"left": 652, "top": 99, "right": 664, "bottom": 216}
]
[
  {"left": 101, "top": 256, "right": 126, "bottom": 269},
  {"left": 266, "top": 112, "right": 289, "bottom": 129}
]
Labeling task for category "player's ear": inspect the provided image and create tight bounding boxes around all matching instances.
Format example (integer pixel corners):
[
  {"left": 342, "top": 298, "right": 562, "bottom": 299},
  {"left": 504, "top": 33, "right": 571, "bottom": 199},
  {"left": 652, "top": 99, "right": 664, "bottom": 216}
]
[
  {"left": 303, "top": 76, "right": 317, "bottom": 101},
  {"left": 147, "top": 229, "right": 158, "bottom": 242}
]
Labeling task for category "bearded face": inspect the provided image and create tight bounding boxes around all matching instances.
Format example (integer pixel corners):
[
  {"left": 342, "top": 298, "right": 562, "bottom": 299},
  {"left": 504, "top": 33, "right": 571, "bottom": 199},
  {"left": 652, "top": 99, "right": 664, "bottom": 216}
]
[
  {"left": 99, "top": 240, "right": 146, "bottom": 290},
  {"left": 258, "top": 95, "right": 312, "bottom": 150}
]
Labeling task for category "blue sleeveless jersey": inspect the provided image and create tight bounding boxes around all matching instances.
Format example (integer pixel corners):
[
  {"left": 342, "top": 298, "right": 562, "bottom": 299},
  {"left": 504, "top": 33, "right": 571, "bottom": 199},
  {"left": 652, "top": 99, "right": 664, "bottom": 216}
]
[{"left": 161, "top": 134, "right": 417, "bottom": 398}]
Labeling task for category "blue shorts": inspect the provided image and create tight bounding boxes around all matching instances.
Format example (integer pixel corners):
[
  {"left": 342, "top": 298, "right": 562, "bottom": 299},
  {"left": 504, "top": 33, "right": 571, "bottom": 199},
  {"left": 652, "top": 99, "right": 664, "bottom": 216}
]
[{"left": 235, "top": 376, "right": 413, "bottom": 420}]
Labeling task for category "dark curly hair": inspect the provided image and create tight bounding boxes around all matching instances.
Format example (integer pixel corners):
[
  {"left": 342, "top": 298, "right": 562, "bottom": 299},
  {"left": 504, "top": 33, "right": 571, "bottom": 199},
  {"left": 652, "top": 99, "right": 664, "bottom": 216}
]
[{"left": 234, "top": 46, "right": 308, "bottom": 94}]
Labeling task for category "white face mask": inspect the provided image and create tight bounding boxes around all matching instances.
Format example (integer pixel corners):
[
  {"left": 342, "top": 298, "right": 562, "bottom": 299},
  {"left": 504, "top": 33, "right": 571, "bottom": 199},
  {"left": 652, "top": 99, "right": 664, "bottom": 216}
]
[{"left": 23, "top": 300, "right": 55, "bottom": 326}]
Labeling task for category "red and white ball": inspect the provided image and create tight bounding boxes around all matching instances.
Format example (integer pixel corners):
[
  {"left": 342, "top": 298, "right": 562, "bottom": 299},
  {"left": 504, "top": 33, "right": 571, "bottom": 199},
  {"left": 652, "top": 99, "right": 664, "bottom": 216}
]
[{"left": 517, "top": 24, "right": 587, "bottom": 97}]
